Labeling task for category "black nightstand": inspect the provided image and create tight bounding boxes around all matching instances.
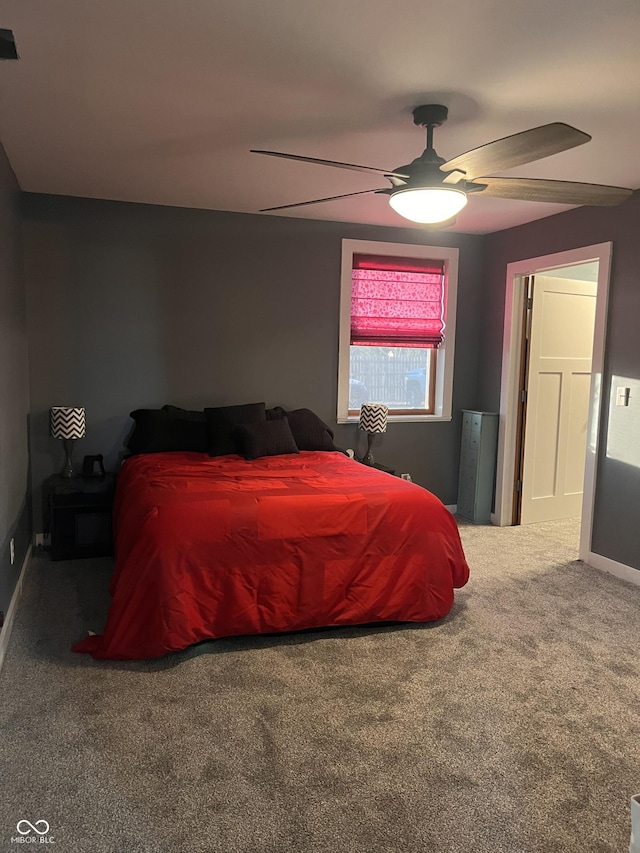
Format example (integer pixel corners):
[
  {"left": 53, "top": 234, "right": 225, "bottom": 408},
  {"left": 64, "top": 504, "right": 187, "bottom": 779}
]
[
  {"left": 358, "top": 460, "right": 396, "bottom": 476},
  {"left": 45, "top": 474, "right": 116, "bottom": 561}
]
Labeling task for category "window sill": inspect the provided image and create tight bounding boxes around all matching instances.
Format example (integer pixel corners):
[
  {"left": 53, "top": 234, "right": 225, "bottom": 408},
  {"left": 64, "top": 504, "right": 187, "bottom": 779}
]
[{"left": 338, "top": 414, "right": 453, "bottom": 425}]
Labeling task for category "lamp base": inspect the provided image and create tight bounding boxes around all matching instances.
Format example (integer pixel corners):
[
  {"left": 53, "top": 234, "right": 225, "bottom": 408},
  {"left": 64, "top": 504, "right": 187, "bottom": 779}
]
[
  {"left": 361, "top": 433, "right": 375, "bottom": 466},
  {"left": 61, "top": 439, "right": 76, "bottom": 478}
]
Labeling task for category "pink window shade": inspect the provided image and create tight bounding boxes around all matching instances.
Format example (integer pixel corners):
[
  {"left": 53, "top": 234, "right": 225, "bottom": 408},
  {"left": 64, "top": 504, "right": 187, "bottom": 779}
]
[{"left": 350, "top": 254, "right": 446, "bottom": 348}]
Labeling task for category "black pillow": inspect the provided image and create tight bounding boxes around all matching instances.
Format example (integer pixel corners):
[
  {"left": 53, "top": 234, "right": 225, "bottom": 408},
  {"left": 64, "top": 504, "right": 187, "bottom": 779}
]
[
  {"left": 236, "top": 418, "right": 300, "bottom": 460},
  {"left": 285, "top": 408, "right": 337, "bottom": 451},
  {"left": 127, "top": 407, "right": 209, "bottom": 454},
  {"left": 204, "top": 402, "right": 267, "bottom": 457},
  {"left": 162, "top": 405, "right": 208, "bottom": 453},
  {"left": 266, "top": 406, "right": 287, "bottom": 421},
  {"left": 162, "top": 405, "right": 204, "bottom": 419},
  {"left": 127, "top": 409, "right": 174, "bottom": 454}
]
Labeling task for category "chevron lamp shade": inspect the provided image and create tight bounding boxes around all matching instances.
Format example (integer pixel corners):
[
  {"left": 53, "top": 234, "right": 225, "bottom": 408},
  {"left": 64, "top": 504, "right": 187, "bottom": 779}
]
[
  {"left": 50, "top": 407, "right": 86, "bottom": 440},
  {"left": 358, "top": 403, "right": 388, "bottom": 434}
]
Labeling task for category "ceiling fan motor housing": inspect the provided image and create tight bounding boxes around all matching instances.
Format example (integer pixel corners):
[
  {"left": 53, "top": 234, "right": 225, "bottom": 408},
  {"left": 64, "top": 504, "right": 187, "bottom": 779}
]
[{"left": 394, "top": 159, "right": 447, "bottom": 188}]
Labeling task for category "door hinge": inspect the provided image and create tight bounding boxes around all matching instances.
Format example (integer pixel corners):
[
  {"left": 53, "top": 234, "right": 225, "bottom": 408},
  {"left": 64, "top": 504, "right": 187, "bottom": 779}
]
[
  {"left": 519, "top": 389, "right": 527, "bottom": 403},
  {"left": 514, "top": 479, "right": 522, "bottom": 492},
  {"left": 526, "top": 296, "right": 533, "bottom": 310}
]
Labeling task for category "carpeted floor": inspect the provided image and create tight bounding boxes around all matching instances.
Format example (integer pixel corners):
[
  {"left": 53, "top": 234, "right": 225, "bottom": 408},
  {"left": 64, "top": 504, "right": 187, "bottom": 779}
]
[{"left": 1, "top": 517, "right": 639, "bottom": 852}]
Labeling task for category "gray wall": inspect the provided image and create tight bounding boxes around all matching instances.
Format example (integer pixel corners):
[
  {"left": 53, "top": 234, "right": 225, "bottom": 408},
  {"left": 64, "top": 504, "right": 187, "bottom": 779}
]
[
  {"left": 0, "top": 141, "right": 30, "bottom": 618},
  {"left": 482, "top": 191, "right": 640, "bottom": 570},
  {"left": 16, "top": 187, "right": 640, "bottom": 570},
  {"left": 22, "top": 194, "right": 486, "bottom": 530}
]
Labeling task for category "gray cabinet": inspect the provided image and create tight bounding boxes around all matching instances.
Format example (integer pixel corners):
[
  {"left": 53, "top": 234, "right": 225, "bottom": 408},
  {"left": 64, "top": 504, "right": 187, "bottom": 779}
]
[{"left": 457, "top": 410, "right": 499, "bottom": 524}]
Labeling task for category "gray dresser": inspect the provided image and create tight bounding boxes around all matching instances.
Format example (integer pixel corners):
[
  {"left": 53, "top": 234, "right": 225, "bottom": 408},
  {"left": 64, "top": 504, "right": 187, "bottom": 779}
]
[{"left": 457, "top": 410, "right": 499, "bottom": 524}]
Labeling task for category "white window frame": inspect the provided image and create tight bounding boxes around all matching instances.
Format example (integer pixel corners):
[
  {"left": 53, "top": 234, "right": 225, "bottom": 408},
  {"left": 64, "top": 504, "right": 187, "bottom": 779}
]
[{"left": 337, "top": 238, "right": 459, "bottom": 424}]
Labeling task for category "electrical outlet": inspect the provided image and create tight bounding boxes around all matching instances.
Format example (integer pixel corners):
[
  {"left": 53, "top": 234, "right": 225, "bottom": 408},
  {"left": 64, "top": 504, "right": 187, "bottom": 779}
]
[{"left": 10, "top": 538, "right": 15, "bottom": 565}]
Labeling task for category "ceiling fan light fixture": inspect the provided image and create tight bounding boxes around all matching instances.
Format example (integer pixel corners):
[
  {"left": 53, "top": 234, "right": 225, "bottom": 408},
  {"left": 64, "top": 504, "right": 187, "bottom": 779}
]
[{"left": 389, "top": 187, "right": 468, "bottom": 224}]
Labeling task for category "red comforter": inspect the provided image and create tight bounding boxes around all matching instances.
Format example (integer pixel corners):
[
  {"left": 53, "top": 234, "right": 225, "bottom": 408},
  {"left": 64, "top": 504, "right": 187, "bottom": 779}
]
[{"left": 74, "top": 451, "right": 469, "bottom": 660}]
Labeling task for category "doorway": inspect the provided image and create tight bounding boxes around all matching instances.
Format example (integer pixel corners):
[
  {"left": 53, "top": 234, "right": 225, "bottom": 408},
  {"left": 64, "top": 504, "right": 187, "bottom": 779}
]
[
  {"left": 493, "top": 243, "right": 613, "bottom": 565},
  {"left": 517, "top": 269, "right": 598, "bottom": 525}
]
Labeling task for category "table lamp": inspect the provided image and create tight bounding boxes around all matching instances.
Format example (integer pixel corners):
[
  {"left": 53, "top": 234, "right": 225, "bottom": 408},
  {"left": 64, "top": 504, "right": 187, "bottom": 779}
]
[
  {"left": 358, "top": 403, "right": 388, "bottom": 465},
  {"left": 50, "top": 406, "right": 86, "bottom": 478}
]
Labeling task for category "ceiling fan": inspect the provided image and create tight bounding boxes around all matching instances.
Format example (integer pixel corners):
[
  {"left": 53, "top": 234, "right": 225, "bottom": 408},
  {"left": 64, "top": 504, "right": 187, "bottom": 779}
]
[{"left": 251, "top": 105, "right": 633, "bottom": 225}]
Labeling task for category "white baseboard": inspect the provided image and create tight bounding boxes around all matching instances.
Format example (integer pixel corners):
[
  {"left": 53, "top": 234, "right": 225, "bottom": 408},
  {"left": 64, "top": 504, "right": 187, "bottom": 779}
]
[
  {"left": 0, "top": 545, "right": 32, "bottom": 673},
  {"left": 583, "top": 550, "right": 640, "bottom": 587}
]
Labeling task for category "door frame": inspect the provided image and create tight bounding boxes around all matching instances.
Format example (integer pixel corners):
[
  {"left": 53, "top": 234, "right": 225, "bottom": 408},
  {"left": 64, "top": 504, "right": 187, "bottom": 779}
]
[{"left": 492, "top": 242, "right": 612, "bottom": 563}]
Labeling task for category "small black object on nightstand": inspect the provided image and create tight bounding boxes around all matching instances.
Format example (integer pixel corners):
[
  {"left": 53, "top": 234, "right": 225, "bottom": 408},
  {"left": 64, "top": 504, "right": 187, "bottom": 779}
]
[
  {"left": 45, "top": 473, "right": 116, "bottom": 561},
  {"left": 82, "top": 454, "right": 106, "bottom": 478}
]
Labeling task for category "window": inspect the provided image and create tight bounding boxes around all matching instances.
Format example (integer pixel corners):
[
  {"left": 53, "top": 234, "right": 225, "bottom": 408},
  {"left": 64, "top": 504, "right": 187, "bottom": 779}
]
[{"left": 337, "top": 239, "right": 459, "bottom": 423}]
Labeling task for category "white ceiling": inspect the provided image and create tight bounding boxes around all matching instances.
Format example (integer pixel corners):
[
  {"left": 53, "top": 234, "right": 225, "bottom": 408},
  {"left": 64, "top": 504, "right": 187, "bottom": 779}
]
[{"left": 1, "top": 0, "right": 639, "bottom": 234}]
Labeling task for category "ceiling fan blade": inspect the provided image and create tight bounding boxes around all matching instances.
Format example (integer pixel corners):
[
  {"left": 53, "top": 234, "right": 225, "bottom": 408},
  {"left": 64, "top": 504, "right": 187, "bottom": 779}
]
[
  {"left": 251, "top": 149, "right": 409, "bottom": 180},
  {"left": 440, "top": 123, "right": 591, "bottom": 181},
  {"left": 442, "top": 170, "right": 467, "bottom": 185},
  {"left": 259, "top": 188, "right": 388, "bottom": 212},
  {"left": 471, "top": 176, "right": 633, "bottom": 206}
]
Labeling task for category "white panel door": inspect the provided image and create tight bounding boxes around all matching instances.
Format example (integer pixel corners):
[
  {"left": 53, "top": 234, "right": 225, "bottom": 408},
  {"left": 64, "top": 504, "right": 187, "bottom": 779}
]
[{"left": 520, "top": 276, "right": 597, "bottom": 525}]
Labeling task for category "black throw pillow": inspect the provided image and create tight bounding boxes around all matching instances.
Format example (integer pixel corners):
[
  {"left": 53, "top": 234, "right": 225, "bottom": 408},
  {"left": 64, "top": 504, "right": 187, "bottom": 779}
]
[
  {"left": 127, "top": 407, "right": 209, "bottom": 454},
  {"left": 162, "top": 405, "right": 204, "bottom": 419},
  {"left": 285, "top": 408, "right": 337, "bottom": 451},
  {"left": 162, "top": 405, "right": 208, "bottom": 453},
  {"left": 126, "top": 409, "right": 175, "bottom": 454},
  {"left": 236, "top": 418, "right": 300, "bottom": 460},
  {"left": 266, "top": 406, "right": 287, "bottom": 421},
  {"left": 204, "top": 402, "right": 267, "bottom": 457}
]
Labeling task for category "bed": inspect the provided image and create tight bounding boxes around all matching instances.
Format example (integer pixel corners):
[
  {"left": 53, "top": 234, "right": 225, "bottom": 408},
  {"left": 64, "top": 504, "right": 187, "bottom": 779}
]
[{"left": 73, "top": 447, "right": 469, "bottom": 660}]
